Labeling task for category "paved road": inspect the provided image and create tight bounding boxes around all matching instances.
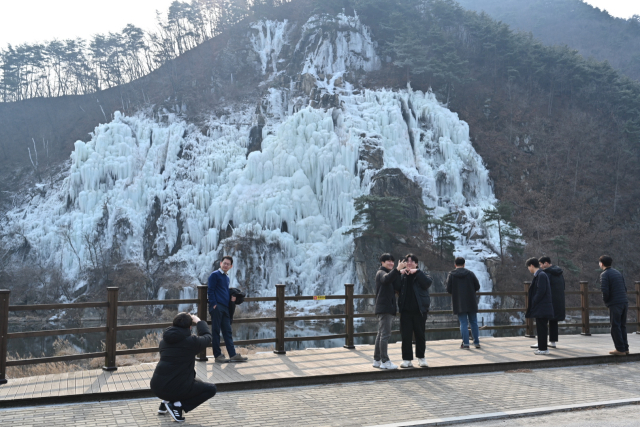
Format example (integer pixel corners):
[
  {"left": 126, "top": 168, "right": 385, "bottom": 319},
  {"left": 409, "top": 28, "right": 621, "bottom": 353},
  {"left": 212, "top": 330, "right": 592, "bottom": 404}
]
[
  {"left": 1, "top": 362, "right": 639, "bottom": 426},
  {"left": 470, "top": 403, "right": 640, "bottom": 427}
]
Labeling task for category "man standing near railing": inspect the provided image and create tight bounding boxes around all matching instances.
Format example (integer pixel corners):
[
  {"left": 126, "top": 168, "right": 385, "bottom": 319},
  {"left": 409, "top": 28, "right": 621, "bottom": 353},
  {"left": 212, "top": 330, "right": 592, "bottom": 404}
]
[
  {"left": 599, "top": 255, "right": 629, "bottom": 356},
  {"left": 208, "top": 256, "right": 248, "bottom": 363},
  {"left": 372, "top": 253, "right": 405, "bottom": 370},
  {"left": 446, "top": 256, "right": 481, "bottom": 349},
  {"left": 525, "top": 258, "right": 554, "bottom": 355},
  {"left": 151, "top": 312, "right": 217, "bottom": 423},
  {"left": 532, "top": 256, "right": 566, "bottom": 350}
]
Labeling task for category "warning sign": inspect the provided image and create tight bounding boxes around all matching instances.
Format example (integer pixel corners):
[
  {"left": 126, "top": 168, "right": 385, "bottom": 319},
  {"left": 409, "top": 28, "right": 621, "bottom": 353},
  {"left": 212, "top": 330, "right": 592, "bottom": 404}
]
[{"left": 313, "top": 295, "right": 326, "bottom": 300}]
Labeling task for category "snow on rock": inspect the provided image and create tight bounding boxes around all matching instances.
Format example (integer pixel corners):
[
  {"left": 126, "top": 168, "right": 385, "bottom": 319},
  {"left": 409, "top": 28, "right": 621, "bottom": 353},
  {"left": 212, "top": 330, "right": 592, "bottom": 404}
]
[{"left": 2, "top": 13, "right": 515, "bottom": 319}]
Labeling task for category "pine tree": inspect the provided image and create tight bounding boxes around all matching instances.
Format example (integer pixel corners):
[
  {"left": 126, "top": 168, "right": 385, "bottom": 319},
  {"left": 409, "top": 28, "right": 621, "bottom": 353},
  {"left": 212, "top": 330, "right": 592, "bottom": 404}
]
[
  {"left": 551, "top": 235, "right": 579, "bottom": 274},
  {"left": 433, "top": 212, "right": 459, "bottom": 260},
  {"left": 346, "top": 195, "right": 409, "bottom": 237},
  {"left": 482, "top": 202, "right": 521, "bottom": 263}
]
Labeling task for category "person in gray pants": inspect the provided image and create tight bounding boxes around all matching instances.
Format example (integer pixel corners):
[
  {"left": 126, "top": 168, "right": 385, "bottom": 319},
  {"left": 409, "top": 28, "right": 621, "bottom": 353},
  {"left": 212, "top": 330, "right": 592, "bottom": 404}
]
[{"left": 373, "top": 253, "right": 406, "bottom": 370}]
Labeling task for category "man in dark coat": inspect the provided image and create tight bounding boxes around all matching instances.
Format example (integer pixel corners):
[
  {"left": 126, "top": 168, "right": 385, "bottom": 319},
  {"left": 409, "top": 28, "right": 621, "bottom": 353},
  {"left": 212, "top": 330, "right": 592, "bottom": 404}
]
[
  {"left": 373, "top": 253, "right": 404, "bottom": 370},
  {"left": 599, "top": 255, "right": 629, "bottom": 356},
  {"left": 537, "top": 256, "right": 566, "bottom": 349},
  {"left": 150, "top": 312, "right": 217, "bottom": 423},
  {"left": 525, "top": 257, "right": 554, "bottom": 355},
  {"left": 446, "top": 257, "right": 481, "bottom": 349},
  {"left": 395, "top": 253, "right": 432, "bottom": 368}
]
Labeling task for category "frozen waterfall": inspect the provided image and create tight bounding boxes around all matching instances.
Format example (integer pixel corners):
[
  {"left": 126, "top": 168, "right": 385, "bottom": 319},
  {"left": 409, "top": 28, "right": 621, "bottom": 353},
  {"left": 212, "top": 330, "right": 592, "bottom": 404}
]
[{"left": 1, "top": 13, "right": 512, "bottom": 321}]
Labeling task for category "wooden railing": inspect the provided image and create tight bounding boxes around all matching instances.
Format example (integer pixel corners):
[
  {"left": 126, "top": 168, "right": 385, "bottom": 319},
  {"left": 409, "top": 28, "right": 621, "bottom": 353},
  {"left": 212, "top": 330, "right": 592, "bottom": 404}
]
[{"left": 0, "top": 281, "right": 639, "bottom": 385}]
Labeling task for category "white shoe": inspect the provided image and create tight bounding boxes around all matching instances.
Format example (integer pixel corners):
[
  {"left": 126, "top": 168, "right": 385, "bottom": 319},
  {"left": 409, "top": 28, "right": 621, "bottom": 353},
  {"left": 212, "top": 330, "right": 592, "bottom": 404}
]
[
  {"left": 530, "top": 343, "right": 538, "bottom": 349},
  {"left": 400, "top": 360, "right": 413, "bottom": 368},
  {"left": 372, "top": 360, "right": 381, "bottom": 368},
  {"left": 534, "top": 349, "right": 550, "bottom": 355},
  {"left": 418, "top": 358, "right": 428, "bottom": 367},
  {"left": 548, "top": 342, "right": 557, "bottom": 348},
  {"left": 379, "top": 361, "right": 398, "bottom": 370}
]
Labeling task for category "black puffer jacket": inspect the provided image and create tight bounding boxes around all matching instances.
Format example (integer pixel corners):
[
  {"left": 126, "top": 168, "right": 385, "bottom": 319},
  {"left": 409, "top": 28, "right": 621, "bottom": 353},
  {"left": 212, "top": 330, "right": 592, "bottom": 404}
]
[
  {"left": 375, "top": 267, "right": 401, "bottom": 315},
  {"left": 543, "top": 265, "right": 566, "bottom": 320},
  {"left": 600, "top": 268, "right": 628, "bottom": 307},
  {"left": 525, "top": 270, "right": 554, "bottom": 319},
  {"left": 396, "top": 270, "right": 432, "bottom": 316},
  {"left": 150, "top": 321, "right": 212, "bottom": 401},
  {"left": 446, "top": 268, "right": 480, "bottom": 315}
]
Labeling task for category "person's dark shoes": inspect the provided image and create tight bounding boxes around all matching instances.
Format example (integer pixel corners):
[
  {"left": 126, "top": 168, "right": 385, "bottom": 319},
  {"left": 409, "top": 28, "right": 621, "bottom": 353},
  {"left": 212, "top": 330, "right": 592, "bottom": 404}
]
[
  {"left": 460, "top": 343, "right": 470, "bottom": 349},
  {"left": 609, "top": 350, "right": 627, "bottom": 356},
  {"left": 166, "top": 402, "right": 185, "bottom": 423},
  {"left": 229, "top": 354, "right": 248, "bottom": 362},
  {"left": 158, "top": 401, "right": 168, "bottom": 414},
  {"left": 214, "top": 355, "right": 229, "bottom": 363},
  {"left": 474, "top": 343, "right": 481, "bottom": 349}
]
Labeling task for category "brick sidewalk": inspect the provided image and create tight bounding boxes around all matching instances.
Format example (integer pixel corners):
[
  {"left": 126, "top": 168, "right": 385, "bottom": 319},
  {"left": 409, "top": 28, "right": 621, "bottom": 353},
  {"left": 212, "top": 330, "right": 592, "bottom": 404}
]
[{"left": 1, "top": 362, "right": 639, "bottom": 426}]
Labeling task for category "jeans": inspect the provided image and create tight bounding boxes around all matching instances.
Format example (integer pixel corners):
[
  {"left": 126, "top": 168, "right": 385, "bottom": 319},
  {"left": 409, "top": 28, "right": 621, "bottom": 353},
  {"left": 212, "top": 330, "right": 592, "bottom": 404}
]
[
  {"left": 536, "top": 318, "right": 549, "bottom": 351},
  {"left": 400, "top": 311, "right": 427, "bottom": 360},
  {"left": 374, "top": 313, "right": 393, "bottom": 363},
  {"left": 458, "top": 312, "right": 480, "bottom": 346},
  {"left": 209, "top": 304, "right": 236, "bottom": 358},
  {"left": 609, "top": 303, "right": 629, "bottom": 352},
  {"left": 549, "top": 319, "right": 559, "bottom": 343},
  {"left": 180, "top": 378, "right": 217, "bottom": 413}
]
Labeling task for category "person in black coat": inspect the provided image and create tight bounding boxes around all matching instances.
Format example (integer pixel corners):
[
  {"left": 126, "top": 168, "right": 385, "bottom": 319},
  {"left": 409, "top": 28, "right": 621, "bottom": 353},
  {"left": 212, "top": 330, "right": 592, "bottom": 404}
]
[
  {"left": 372, "top": 253, "right": 404, "bottom": 370},
  {"left": 395, "top": 254, "right": 432, "bottom": 368},
  {"left": 446, "top": 257, "right": 481, "bottom": 349},
  {"left": 539, "top": 257, "right": 565, "bottom": 349},
  {"left": 599, "top": 255, "right": 629, "bottom": 355},
  {"left": 150, "top": 312, "right": 217, "bottom": 422},
  {"left": 525, "top": 258, "right": 554, "bottom": 355}
]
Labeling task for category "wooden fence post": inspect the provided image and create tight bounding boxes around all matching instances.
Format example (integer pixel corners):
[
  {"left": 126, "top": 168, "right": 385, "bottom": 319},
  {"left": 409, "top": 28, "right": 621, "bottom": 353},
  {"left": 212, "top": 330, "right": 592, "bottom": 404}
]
[
  {"left": 196, "top": 284, "right": 209, "bottom": 362},
  {"left": 343, "top": 284, "right": 355, "bottom": 349},
  {"left": 580, "top": 281, "right": 591, "bottom": 336},
  {"left": 103, "top": 287, "right": 119, "bottom": 371},
  {"left": 273, "top": 284, "right": 286, "bottom": 355},
  {"left": 0, "top": 290, "right": 9, "bottom": 385},
  {"left": 524, "top": 282, "right": 535, "bottom": 338},
  {"left": 635, "top": 282, "right": 640, "bottom": 334}
]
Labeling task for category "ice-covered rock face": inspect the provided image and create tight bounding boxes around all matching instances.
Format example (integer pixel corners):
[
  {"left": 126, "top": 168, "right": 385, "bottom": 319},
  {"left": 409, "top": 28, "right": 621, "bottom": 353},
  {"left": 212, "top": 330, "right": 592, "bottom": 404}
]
[{"left": 2, "top": 13, "right": 515, "bottom": 318}]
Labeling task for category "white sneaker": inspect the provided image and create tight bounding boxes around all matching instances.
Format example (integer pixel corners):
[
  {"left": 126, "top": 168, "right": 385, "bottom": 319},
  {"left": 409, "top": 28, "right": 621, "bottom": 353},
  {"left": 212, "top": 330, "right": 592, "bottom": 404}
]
[
  {"left": 530, "top": 343, "right": 538, "bottom": 349},
  {"left": 379, "top": 361, "right": 398, "bottom": 370},
  {"left": 400, "top": 360, "right": 413, "bottom": 368},
  {"left": 372, "top": 360, "right": 381, "bottom": 368},
  {"left": 418, "top": 358, "right": 428, "bottom": 367},
  {"left": 534, "top": 349, "right": 550, "bottom": 355},
  {"left": 548, "top": 342, "right": 557, "bottom": 348}
]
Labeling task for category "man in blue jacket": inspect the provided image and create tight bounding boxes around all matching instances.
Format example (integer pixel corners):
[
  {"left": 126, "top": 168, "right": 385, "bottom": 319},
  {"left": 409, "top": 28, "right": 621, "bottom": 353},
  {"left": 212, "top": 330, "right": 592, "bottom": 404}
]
[
  {"left": 599, "top": 255, "right": 629, "bottom": 356},
  {"left": 208, "top": 256, "right": 248, "bottom": 363},
  {"left": 525, "top": 258, "right": 554, "bottom": 355}
]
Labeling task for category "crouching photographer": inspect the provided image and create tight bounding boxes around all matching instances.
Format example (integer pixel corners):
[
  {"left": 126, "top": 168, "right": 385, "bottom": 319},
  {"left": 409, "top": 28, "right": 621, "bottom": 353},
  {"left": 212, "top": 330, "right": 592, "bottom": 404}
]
[{"left": 150, "top": 312, "right": 217, "bottom": 423}]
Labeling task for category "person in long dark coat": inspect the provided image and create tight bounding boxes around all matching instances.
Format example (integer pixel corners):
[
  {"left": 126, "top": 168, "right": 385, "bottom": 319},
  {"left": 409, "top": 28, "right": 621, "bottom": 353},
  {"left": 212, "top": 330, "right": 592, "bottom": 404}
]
[
  {"left": 446, "top": 256, "right": 481, "bottom": 349},
  {"left": 525, "top": 258, "right": 554, "bottom": 355},
  {"left": 538, "top": 256, "right": 565, "bottom": 349},
  {"left": 150, "top": 312, "right": 217, "bottom": 422},
  {"left": 395, "top": 253, "right": 432, "bottom": 368},
  {"left": 599, "top": 255, "right": 629, "bottom": 356}
]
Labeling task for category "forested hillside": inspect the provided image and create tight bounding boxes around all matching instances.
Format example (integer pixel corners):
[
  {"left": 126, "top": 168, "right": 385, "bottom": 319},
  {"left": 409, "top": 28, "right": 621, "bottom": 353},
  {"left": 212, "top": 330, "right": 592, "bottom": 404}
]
[
  {"left": 456, "top": 0, "right": 640, "bottom": 81},
  {"left": 2, "top": 0, "right": 640, "bottom": 303}
]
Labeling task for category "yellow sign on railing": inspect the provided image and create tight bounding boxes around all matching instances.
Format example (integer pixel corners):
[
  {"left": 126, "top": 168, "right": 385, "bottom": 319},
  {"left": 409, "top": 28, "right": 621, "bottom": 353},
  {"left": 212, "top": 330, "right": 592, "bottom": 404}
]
[{"left": 313, "top": 295, "right": 326, "bottom": 300}]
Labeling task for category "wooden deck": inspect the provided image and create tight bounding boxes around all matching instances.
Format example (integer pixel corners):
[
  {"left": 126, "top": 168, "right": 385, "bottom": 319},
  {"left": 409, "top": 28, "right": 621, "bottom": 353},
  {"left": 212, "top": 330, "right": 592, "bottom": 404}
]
[{"left": 1, "top": 334, "right": 638, "bottom": 406}]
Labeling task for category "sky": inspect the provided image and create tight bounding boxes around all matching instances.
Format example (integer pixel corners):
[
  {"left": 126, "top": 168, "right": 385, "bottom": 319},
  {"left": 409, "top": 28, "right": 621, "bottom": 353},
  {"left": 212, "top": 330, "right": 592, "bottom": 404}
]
[{"left": 0, "top": 0, "right": 639, "bottom": 48}]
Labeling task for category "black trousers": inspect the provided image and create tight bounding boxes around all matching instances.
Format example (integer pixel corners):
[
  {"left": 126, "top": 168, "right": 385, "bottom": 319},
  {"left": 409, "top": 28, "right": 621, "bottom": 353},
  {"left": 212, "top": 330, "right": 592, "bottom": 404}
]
[
  {"left": 609, "top": 303, "right": 629, "bottom": 352},
  {"left": 536, "top": 318, "right": 548, "bottom": 351},
  {"left": 549, "top": 319, "right": 559, "bottom": 343},
  {"left": 180, "top": 378, "right": 217, "bottom": 413},
  {"left": 400, "top": 311, "right": 427, "bottom": 360}
]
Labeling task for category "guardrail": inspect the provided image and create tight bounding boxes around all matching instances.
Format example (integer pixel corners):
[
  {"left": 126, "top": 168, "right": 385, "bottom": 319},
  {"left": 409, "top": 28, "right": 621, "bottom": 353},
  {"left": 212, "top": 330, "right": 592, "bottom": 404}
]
[{"left": 0, "top": 281, "right": 639, "bottom": 385}]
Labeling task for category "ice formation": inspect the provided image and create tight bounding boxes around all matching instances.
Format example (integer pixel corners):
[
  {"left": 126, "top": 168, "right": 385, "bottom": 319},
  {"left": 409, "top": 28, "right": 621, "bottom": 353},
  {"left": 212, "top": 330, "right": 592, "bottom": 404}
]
[{"left": 2, "top": 13, "right": 515, "bottom": 319}]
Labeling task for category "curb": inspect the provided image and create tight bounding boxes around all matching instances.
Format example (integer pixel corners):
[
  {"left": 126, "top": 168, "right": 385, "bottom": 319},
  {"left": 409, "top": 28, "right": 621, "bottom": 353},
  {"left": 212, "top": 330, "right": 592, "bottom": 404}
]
[
  {"left": 1, "top": 353, "right": 639, "bottom": 409},
  {"left": 366, "top": 398, "right": 640, "bottom": 426}
]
